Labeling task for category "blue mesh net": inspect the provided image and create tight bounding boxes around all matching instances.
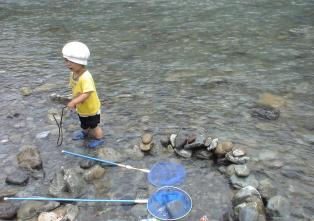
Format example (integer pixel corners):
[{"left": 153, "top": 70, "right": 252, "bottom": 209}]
[
  {"left": 148, "top": 162, "right": 186, "bottom": 187},
  {"left": 147, "top": 186, "right": 192, "bottom": 220}
]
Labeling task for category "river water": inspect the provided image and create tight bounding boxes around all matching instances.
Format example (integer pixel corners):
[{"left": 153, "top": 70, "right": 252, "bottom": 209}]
[{"left": 0, "top": 0, "right": 313, "bottom": 220}]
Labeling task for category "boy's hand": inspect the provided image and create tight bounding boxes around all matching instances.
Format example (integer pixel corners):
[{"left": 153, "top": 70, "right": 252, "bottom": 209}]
[{"left": 67, "top": 101, "right": 76, "bottom": 110}]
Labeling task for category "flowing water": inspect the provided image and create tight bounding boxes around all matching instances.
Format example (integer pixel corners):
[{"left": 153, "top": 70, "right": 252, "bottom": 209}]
[{"left": 0, "top": 0, "right": 313, "bottom": 220}]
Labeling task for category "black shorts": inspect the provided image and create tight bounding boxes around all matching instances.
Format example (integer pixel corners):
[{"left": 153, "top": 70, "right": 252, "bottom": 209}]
[{"left": 79, "top": 114, "right": 100, "bottom": 129}]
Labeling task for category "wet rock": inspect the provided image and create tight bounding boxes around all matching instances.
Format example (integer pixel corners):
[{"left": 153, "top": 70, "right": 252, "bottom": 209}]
[
  {"left": 139, "top": 142, "right": 154, "bottom": 152},
  {"left": 257, "top": 179, "right": 277, "bottom": 202},
  {"left": 0, "top": 202, "right": 18, "bottom": 219},
  {"left": 124, "top": 145, "right": 145, "bottom": 160},
  {"left": 186, "top": 133, "right": 197, "bottom": 144},
  {"left": 266, "top": 195, "right": 290, "bottom": 218},
  {"left": 97, "top": 147, "right": 126, "bottom": 163},
  {"left": 214, "top": 141, "right": 234, "bottom": 157},
  {"left": 250, "top": 105, "right": 280, "bottom": 120},
  {"left": 207, "top": 138, "right": 218, "bottom": 151},
  {"left": 169, "top": 134, "right": 177, "bottom": 147},
  {"left": 17, "top": 147, "right": 42, "bottom": 170},
  {"left": 33, "top": 202, "right": 60, "bottom": 214},
  {"left": 203, "top": 136, "right": 212, "bottom": 147},
  {"left": 230, "top": 175, "right": 259, "bottom": 189},
  {"left": 36, "top": 131, "right": 50, "bottom": 139},
  {"left": 17, "top": 201, "right": 47, "bottom": 220},
  {"left": 5, "top": 169, "right": 29, "bottom": 186},
  {"left": 83, "top": 164, "right": 106, "bottom": 182},
  {"left": 59, "top": 204, "right": 79, "bottom": 221},
  {"left": 194, "top": 149, "right": 213, "bottom": 160},
  {"left": 232, "top": 186, "right": 262, "bottom": 207},
  {"left": 38, "top": 212, "right": 60, "bottom": 221},
  {"left": 0, "top": 188, "right": 21, "bottom": 198},
  {"left": 225, "top": 164, "right": 236, "bottom": 177},
  {"left": 184, "top": 142, "right": 205, "bottom": 150},
  {"left": 225, "top": 152, "right": 249, "bottom": 164},
  {"left": 49, "top": 171, "right": 68, "bottom": 197},
  {"left": 63, "top": 168, "right": 85, "bottom": 197},
  {"left": 20, "top": 87, "right": 33, "bottom": 96},
  {"left": 141, "top": 133, "right": 153, "bottom": 144},
  {"left": 232, "top": 186, "right": 266, "bottom": 221},
  {"left": 232, "top": 148, "right": 246, "bottom": 157},
  {"left": 258, "top": 93, "right": 287, "bottom": 108},
  {"left": 174, "top": 148, "right": 192, "bottom": 158},
  {"left": 79, "top": 159, "right": 96, "bottom": 169},
  {"left": 160, "top": 136, "right": 170, "bottom": 147},
  {"left": 174, "top": 132, "right": 187, "bottom": 150},
  {"left": 234, "top": 164, "right": 250, "bottom": 177}
]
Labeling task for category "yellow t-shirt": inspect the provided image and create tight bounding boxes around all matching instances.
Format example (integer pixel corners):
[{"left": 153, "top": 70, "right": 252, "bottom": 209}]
[{"left": 69, "top": 70, "right": 101, "bottom": 116}]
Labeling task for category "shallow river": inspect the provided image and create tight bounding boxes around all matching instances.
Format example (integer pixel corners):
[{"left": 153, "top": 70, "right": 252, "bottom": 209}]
[{"left": 0, "top": 0, "right": 313, "bottom": 220}]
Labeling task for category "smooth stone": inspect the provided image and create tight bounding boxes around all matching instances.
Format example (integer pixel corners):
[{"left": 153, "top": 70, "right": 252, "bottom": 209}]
[
  {"left": 20, "top": 87, "right": 33, "bottom": 96},
  {"left": 160, "top": 137, "right": 170, "bottom": 147},
  {"left": 174, "top": 149, "right": 192, "bottom": 158},
  {"left": 226, "top": 152, "right": 249, "bottom": 164},
  {"left": 17, "top": 147, "right": 42, "bottom": 170},
  {"left": 234, "top": 164, "right": 250, "bottom": 177},
  {"left": 36, "top": 131, "right": 50, "bottom": 139},
  {"left": 0, "top": 202, "right": 18, "bottom": 219},
  {"left": 141, "top": 133, "right": 153, "bottom": 144},
  {"left": 230, "top": 175, "right": 259, "bottom": 189},
  {"left": 232, "top": 148, "right": 246, "bottom": 157},
  {"left": 5, "top": 169, "right": 29, "bottom": 186}
]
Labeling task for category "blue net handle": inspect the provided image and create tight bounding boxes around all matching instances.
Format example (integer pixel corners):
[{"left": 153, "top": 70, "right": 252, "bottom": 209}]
[
  {"left": 148, "top": 162, "right": 186, "bottom": 186},
  {"left": 147, "top": 186, "right": 192, "bottom": 220}
]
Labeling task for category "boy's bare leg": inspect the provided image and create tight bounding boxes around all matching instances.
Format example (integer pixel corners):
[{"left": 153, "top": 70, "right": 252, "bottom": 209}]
[{"left": 91, "top": 126, "right": 103, "bottom": 139}]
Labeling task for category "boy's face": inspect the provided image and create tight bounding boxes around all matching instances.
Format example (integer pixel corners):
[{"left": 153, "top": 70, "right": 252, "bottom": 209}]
[{"left": 64, "top": 58, "right": 84, "bottom": 73}]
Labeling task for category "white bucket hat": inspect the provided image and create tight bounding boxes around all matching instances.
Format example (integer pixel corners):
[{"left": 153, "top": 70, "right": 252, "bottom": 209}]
[{"left": 62, "top": 41, "right": 90, "bottom": 65}]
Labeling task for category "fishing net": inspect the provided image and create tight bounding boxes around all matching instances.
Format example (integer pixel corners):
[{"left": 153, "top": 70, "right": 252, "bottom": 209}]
[
  {"left": 148, "top": 162, "right": 186, "bottom": 186},
  {"left": 147, "top": 186, "right": 192, "bottom": 220}
]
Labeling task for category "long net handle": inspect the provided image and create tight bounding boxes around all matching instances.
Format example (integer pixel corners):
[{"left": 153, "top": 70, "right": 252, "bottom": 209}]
[
  {"left": 4, "top": 197, "right": 148, "bottom": 204},
  {"left": 62, "top": 150, "right": 150, "bottom": 173}
]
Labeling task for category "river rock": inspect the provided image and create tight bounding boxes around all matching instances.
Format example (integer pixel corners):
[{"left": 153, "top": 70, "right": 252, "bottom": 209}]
[
  {"left": 160, "top": 136, "right": 170, "bottom": 147},
  {"left": 230, "top": 175, "right": 259, "bottom": 189},
  {"left": 194, "top": 149, "right": 213, "bottom": 160},
  {"left": 234, "top": 164, "right": 250, "bottom": 177},
  {"left": 36, "top": 131, "right": 50, "bottom": 139},
  {"left": 258, "top": 93, "right": 287, "bottom": 108},
  {"left": 79, "top": 159, "right": 96, "bottom": 169},
  {"left": 5, "top": 169, "right": 29, "bottom": 186},
  {"left": 17, "top": 147, "right": 42, "bottom": 170},
  {"left": 97, "top": 147, "right": 126, "bottom": 163},
  {"left": 139, "top": 142, "right": 154, "bottom": 152},
  {"left": 17, "top": 201, "right": 47, "bottom": 220},
  {"left": 0, "top": 188, "right": 21, "bottom": 198},
  {"left": 225, "top": 152, "right": 249, "bottom": 164},
  {"left": 266, "top": 195, "right": 290, "bottom": 218},
  {"left": 49, "top": 171, "right": 67, "bottom": 197},
  {"left": 38, "top": 212, "right": 60, "bottom": 221},
  {"left": 169, "top": 134, "right": 177, "bottom": 147},
  {"left": 250, "top": 104, "right": 280, "bottom": 120},
  {"left": 34, "top": 83, "right": 58, "bottom": 92},
  {"left": 214, "top": 141, "right": 234, "bottom": 157},
  {"left": 232, "top": 186, "right": 266, "bottom": 221},
  {"left": 207, "top": 138, "right": 218, "bottom": 151},
  {"left": 174, "top": 148, "right": 192, "bottom": 158},
  {"left": 141, "top": 133, "right": 153, "bottom": 144},
  {"left": 20, "top": 87, "right": 33, "bottom": 96},
  {"left": 232, "top": 186, "right": 261, "bottom": 206},
  {"left": 174, "top": 132, "right": 187, "bottom": 149},
  {"left": 0, "top": 202, "right": 18, "bottom": 219},
  {"left": 186, "top": 133, "right": 197, "bottom": 144},
  {"left": 63, "top": 168, "right": 85, "bottom": 197},
  {"left": 257, "top": 179, "right": 277, "bottom": 202},
  {"left": 232, "top": 148, "right": 246, "bottom": 157},
  {"left": 83, "top": 164, "right": 106, "bottom": 182}
]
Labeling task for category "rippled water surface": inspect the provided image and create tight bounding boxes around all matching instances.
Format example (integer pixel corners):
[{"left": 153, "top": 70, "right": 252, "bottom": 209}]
[{"left": 0, "top": 0, "right": 314, "bottom": 220}]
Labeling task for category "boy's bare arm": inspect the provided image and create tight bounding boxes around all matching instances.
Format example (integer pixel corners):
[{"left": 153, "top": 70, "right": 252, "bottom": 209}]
[{"left": 67, "top": 92, "right": 91, "bottom": 109}]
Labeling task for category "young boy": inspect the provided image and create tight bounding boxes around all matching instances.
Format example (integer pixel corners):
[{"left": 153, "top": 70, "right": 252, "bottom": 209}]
[{"left": 62, "top": 41, "right": 104, "bottom": 148}]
